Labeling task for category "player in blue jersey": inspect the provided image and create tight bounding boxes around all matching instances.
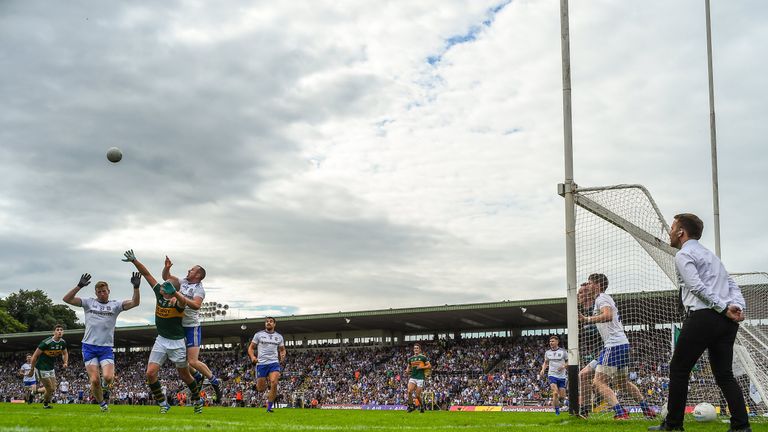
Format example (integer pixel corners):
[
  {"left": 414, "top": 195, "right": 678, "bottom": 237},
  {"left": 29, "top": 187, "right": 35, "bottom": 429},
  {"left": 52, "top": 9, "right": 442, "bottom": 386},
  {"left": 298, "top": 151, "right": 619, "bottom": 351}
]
[
  {"left": 579, "top": 273, "right": 656, "bottom": 420},
  {"left": 576, "top": 281, "right": 600, "bottom": 418},
  {"left": 19, "top": 354, "right": 43, "bottom": 404},
  {"left": 539, "top": 335, "right": 568, "bottom": 415},
  {"left": 63, "top": 273, "right": 141, "bottom": 411},
  {"left": 162, "top": 256, "right": 222, "bottom": 403},
  {"left": 248, "top": 317, "right": 286, "bottom": 412}
]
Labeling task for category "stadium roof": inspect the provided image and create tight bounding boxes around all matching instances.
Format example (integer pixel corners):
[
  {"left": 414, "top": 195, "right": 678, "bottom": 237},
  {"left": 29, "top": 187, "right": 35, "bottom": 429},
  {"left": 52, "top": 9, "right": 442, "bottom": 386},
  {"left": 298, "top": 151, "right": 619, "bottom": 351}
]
[
  {"left": 2, "top": 281, "right": 764, "bottom": 353},
  {"left": 0, "top": 297, "right": 566, "bottom": 352}
]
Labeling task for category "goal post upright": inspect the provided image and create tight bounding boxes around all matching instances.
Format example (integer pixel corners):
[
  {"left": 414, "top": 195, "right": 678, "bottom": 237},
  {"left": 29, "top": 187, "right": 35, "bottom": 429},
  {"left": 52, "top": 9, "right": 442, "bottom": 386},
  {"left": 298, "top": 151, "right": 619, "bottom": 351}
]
[{"left": 558, "top": 0, "right": 580, "bottom": 414}]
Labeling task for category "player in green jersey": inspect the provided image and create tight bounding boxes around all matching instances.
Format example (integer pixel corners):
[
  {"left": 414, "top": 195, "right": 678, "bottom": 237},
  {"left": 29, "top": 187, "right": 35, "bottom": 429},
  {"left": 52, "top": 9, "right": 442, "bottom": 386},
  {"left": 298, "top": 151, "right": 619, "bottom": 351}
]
[
  {"left": 405, "top": 343, "right": 431, "bottom": 413},
  {"left": 123, "top": 249, "right": 202, "bottom": 414},
  {"left": 27, "top": 324, "right": 68, "bottom": 409}
]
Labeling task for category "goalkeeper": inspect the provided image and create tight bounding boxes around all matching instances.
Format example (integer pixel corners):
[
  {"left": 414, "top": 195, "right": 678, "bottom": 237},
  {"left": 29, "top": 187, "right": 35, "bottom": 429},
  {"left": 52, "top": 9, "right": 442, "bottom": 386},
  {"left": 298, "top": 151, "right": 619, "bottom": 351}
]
[{"left": 122, "top": 249, "right": 203, "bottom": 414}]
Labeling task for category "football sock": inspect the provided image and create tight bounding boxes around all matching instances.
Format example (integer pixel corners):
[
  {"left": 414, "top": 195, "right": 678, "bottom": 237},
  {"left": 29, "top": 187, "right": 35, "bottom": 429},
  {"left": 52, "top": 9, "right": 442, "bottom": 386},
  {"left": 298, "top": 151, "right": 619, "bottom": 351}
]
[
  {"left": 187, "top": 380, "right": 201, "bottom": 401},
  {"left": 148, "top": 381, "right": 165, "bottom": 403}
]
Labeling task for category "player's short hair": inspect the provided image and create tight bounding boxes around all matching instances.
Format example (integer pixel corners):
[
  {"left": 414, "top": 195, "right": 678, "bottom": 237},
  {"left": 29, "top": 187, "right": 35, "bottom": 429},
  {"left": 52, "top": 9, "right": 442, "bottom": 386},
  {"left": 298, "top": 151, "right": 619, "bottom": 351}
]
[
  {"left": 549, "top": 335, "right": 559, "bottom": 342},
  {"left": 94, "top": 281, "right": 109, "bottom": 290},
  {"left": 588, "top": 273, "right": 609, "bottom": 292},
  {"left": 53, "top": 323, "right": 64, "bottom": 330},
  {"left": 414, "top": 343, "right": 422, "bottom": 349},
  {"left": 265, "top": 316, "right": 276, "bottom": 323},
  {"left": 196, "top": 266, "right": 206, "bottom": 280},
  {"left": 674, "top": 213, "right": 703, "bottom": 240}
]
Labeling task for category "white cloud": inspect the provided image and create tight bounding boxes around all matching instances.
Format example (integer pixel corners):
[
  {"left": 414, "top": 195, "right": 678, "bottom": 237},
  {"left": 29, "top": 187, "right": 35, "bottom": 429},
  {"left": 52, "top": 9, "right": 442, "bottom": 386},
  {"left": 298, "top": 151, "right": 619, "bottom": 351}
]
[{"left": 0, "top": 0, "right": 765, "bottom": 326}]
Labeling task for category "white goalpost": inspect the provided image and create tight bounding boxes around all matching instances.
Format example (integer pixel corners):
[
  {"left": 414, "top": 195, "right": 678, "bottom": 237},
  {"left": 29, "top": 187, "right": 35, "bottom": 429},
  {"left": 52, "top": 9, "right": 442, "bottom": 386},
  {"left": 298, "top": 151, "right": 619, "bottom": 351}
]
[{"left": 569, "top": 184, "right": 768, "bottom": 418}]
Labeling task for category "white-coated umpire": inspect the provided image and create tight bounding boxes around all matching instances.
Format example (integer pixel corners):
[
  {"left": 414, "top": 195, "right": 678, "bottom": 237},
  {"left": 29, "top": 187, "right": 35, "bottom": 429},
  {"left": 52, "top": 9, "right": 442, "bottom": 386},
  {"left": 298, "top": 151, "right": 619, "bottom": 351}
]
[{"left": 649, "top": 213, "right": 750, "bottom": 432}]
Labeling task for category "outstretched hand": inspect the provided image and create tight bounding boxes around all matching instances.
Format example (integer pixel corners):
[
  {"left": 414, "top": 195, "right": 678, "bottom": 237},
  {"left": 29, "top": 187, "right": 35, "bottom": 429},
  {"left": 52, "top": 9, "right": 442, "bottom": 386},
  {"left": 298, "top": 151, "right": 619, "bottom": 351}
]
[
  {"left": 164, "top": 255, "right": 173, "bottom": 269},
  {"left": 130, "top": 272, "right": 141, "bottom": 289},
  {"left": 122, "top": 249, "right": 137, "bottom": 262},
  {"left": 77, "top": 273, "right": 92, "bottom": 288}
]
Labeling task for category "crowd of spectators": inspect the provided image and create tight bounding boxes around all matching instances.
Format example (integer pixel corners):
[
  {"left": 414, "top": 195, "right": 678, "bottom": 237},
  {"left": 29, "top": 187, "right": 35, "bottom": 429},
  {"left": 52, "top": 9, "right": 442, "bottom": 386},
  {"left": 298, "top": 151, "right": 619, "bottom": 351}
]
[{"left": 0, "top": 333, "right": 697, "bottom": 410}]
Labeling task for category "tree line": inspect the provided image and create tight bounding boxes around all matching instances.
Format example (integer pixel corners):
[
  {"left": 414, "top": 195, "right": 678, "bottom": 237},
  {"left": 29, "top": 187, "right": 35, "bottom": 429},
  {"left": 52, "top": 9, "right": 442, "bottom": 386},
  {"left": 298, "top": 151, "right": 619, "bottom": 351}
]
[{"left": 0, "top": 289, "right": 82, "bottom": 333}]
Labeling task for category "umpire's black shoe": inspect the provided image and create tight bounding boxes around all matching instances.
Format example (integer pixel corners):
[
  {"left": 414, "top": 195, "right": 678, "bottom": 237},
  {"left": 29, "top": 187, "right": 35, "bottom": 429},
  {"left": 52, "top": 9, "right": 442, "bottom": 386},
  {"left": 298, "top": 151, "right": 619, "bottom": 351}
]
[{"left": 648, "top": 423, "right": 683, "bottom": 431}]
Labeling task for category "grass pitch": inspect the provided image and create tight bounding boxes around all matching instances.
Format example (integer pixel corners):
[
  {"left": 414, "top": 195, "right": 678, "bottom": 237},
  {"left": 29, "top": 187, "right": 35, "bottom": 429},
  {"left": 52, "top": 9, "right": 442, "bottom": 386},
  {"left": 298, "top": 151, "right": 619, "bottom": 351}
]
[{"left": 1, "top": 403, "right": 765, "bottom": 432}]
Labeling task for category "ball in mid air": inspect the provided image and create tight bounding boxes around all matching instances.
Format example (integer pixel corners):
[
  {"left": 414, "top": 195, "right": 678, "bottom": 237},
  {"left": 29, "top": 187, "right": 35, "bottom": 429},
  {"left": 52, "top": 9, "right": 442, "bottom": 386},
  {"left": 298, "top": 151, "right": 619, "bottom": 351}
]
[{"left": 106, "top": 147, "right": 122, "bottom": 163}]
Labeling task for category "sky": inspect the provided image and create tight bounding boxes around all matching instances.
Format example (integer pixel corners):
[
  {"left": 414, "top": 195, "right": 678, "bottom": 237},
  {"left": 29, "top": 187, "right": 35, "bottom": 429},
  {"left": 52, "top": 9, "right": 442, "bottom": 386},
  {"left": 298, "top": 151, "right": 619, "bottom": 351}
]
[{"left": 1, "top": 0, "right": 766, "bottom": 327}]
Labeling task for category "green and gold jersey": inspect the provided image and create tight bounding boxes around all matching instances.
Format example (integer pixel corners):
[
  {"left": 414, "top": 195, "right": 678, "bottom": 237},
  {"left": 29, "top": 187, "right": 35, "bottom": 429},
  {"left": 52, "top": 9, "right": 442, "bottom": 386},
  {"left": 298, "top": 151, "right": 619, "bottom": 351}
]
[
  {"left": 408, "top": 354, "right": 430, "bottom": 380},
  {"left": 36, "top": 337, "right": 67, "bottom": 371},
  {"left": 153, "top": 284, "right": 186, "bottom": 340}
]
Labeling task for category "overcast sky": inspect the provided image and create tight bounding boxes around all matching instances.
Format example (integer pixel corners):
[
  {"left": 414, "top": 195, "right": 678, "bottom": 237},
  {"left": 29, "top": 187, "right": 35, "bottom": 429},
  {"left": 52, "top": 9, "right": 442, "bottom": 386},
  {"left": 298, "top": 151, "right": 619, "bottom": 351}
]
[{"left": 1, "top": 0, "right": 765, "bottom": 327}]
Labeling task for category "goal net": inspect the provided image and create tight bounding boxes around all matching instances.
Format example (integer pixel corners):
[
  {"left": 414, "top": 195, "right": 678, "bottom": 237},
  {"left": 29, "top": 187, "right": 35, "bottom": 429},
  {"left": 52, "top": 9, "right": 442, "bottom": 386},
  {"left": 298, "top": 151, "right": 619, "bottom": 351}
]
[{"left": 573, "top": 184, "right": 768, "bottom": 419}]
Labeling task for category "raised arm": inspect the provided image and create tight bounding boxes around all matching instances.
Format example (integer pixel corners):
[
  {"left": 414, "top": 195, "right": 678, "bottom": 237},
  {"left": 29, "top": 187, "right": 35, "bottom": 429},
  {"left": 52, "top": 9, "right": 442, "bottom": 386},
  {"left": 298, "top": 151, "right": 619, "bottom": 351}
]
[
  {"left": 162, "top": 255, "right": 173, "bottom": 281},
  {"left": 62, "top": 274, "right": 92, "bottom": 307},
  {"left": 122, "top": 250, "right": 158, "bottom": 287},
  {"left": 122, "top": 272, "right": 142, "bottom": 311}
]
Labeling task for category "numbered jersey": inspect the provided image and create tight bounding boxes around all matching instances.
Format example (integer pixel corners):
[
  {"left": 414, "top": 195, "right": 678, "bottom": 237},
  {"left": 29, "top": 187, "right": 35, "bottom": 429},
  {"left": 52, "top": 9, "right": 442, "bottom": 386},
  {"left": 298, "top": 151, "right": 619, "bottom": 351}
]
[
  {"left": 408, "top": 354, "right": 430, "bottom": 380},
  {"left": 593, "top": 293, "right": 629, "bottom": 348},
  {"left": 251, "top": 331, "right": 284, "bottom": 365},
  {"left": 82, "top": 298, "right": 124, "bottom": 346},
  {"left": 21, "top": 363, "right": 37, "bottom": 382},
  {"left": 545, "top": 348, "right": 568, "bottom": 379},
  {"left": 152, "top": 284, "right": 186, "bottom": 340},
  {"left": 180, "top": 278, "right": 205, "bottom": 327},
  {"left": 36, "top": 337, "right": 67, "bottom": 371}
]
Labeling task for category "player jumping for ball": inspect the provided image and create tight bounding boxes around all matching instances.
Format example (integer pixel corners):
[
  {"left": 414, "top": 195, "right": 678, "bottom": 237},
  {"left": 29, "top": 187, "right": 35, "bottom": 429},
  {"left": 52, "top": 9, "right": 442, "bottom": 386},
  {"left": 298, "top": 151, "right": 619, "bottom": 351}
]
[
  {"left": 63, "top": 272, "right": 141, "bottom": 411},
  {"left": 123, "top": 249, "right": 203, "bottom": 414}
]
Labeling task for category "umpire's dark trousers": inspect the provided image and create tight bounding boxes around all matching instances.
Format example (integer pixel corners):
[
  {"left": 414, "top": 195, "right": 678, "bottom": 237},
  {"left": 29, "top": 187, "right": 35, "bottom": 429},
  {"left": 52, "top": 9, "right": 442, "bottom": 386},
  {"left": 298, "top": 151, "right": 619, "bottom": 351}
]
[{"left": 666, "top": 308, "right": 749, "bottom": 429}]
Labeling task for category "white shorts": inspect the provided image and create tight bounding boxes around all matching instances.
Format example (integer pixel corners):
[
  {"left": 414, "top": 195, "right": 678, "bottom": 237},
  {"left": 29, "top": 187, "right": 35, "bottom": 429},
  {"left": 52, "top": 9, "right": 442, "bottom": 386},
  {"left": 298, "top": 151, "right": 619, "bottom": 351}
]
[
  {"left": 39, "top": 370, "right": 56, "bottom": 379},
  {"left": 85, "top": 358, "right": 115, "bottom": 367},
  {"left": 408, "top": 378, "right": 424, "bottom": 388},
  {"left": 595, "top": 364, "right": 626, "bottom": 378},
  {"left": 148, "top": 336, "right": 187, "bottom": 368}
]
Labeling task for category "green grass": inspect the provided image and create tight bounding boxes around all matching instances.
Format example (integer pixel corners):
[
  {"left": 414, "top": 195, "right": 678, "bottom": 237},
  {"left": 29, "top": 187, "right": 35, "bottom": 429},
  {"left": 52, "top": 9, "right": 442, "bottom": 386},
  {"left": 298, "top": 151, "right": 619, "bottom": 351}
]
[{"left": 1, "top": 403, "right": 765, "bottom": 432}]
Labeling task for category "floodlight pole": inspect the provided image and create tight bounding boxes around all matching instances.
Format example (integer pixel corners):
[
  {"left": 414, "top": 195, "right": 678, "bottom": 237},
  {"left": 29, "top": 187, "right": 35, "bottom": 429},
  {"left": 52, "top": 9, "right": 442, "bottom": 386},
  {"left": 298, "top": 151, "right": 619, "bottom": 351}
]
[
  {"left": 559, "top": 0, "right": 580, "bottom": 415},
  {"left": 705, "top": 0, "right": 722, "bottom": 258}
]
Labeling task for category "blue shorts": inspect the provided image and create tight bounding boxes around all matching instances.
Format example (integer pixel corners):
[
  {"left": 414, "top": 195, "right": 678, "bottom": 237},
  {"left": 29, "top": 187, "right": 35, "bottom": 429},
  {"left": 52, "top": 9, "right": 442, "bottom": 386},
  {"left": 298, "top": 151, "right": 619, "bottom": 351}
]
[
  {"left": 597, "top": 344, "right": 630, "bottom": 368},
  {"left": 256, "top": 362, "right": 281, "bottom": 378},
  {"left": 185, "top": 326, "right": 202, "bottom": 348},
  {"left": 82, "top": 343, "right": 114, "bottom": 365},
  {"left": 548, "top": 376, "right": 567, "bottom": 389},
  {"left": 23, "top": 380, "right": 37, "bottom": 387}
]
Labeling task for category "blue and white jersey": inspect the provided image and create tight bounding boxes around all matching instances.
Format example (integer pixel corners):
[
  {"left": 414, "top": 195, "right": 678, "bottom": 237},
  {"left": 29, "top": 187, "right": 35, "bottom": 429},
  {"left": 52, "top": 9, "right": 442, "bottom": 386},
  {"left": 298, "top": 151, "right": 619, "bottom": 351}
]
[
  {"left": 82, "top": 298, "right": 124, "bottom": 347},
  {"left": 545, "top": 348, "right": 568, "bottom": 379},
  {"left": 180, "top": 278, "right": 205, "bottom": 328},
  {"left": 251, "top": 330, "right": 284, "bottom": 365},
  {"left": 593, "top": 293, "right": 629, "bottom": 348},
  {"left": 20, "top": 363, "right": 37, "bottom": 383}
]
